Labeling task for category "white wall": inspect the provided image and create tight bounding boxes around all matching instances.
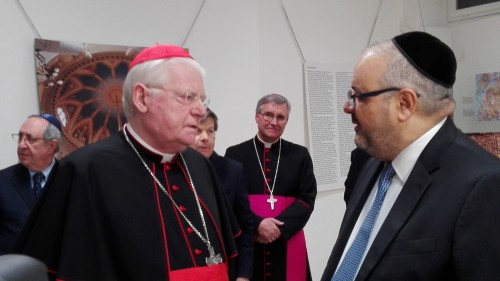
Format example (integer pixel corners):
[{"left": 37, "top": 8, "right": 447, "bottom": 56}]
[{"left": 1, "top": 0, "right": 500, "bottom": 279}]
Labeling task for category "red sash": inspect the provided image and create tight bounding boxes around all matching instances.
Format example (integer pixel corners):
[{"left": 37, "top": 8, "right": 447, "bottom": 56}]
[
  {"left": 169, "top": 263, "right": 228, "bottom": 281},
  {"left": 249, "top": 195, "right": 307, "bottom": 281}
]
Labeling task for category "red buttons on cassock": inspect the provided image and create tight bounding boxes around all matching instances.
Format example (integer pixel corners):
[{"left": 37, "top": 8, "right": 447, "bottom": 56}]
[
  {"left": 195, "top": 249, "right": 203, "bottom": 255},
  {"left": 186, "top": 227, "right": 193, "bottom": 233},
  {"left": 179, "top": 206, "right": 187, "bottom": 212},
  {"left": 265, "top": 148, "right": 270, "bottom": 153},
  {"left": 165, "top": 165, "right": 171, "bottom": 171},
  {"left": 265, "top": 158, "right": 271, "bottom": 162},
  {"left": 172, "top": 185, "right": 180, "bottom": 191},
  {"left": 266, "top": 168, "right": 271, "bottom": 173}
]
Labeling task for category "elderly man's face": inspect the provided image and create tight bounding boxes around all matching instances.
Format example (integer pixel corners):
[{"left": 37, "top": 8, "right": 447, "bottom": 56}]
[
  {"left": 142, "top": 62, "right": 207, "bottom": 153},
  {"left": 255, "top": 102, "right": 289, "bottom": 143},
  {"left": 17, "top": 117, "right": 57, "bottom": 172}
]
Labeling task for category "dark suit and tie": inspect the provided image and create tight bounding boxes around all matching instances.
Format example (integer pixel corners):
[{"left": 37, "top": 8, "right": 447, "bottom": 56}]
[
  {"left": 191, "top": 108, "right": 254, "bottom": 280},
  {"left": 209, "top": 152, "right": 254, "bottom": 279},
  {"left": 0, "top": 114, "right": 61, "bottom": 255},
  {"left": 322, "top": 32, "right": 500, "bottom": 280}
]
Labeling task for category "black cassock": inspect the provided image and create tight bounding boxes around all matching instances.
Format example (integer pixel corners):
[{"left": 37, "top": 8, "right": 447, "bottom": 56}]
[
  {"left": 15, "top": 130, "right": 239, "bottom": 281},
  {"left": 225, "top": 137, "right": 317, "bottom": 281}
]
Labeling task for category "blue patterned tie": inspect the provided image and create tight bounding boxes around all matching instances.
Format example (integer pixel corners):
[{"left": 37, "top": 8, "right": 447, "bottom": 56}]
[
  {"left": 332, "top": 163, "right": 395, "bottom": 281},
  {"left": 32, "top": 172, "right": 45, "bottom": 199}
]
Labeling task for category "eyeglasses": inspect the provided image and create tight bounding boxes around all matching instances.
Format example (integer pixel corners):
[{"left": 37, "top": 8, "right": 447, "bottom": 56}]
[
  {"left": 258, "top": 112, "right": 288, "bottom": 123},
  {"left": 347, "top": 87, "right": 401, "bottom": 107},
  {"left": 149, "top": 87, "right": 210, "bottom": 108},
  {"left": 196, "top": 128, "right": 216, "bottom": 138},
  {"left": 12, "top": 133, "right": 45, "bottom": 145},
  {"left": 180, "top": 91, "right": 210, "bottom": 109}
]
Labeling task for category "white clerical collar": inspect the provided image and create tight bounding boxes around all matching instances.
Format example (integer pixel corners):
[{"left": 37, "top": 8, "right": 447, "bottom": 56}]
[
  {"left": 256, "top": 134, "right": 280, "bottom": 149},
  {"left": 124, "top": 124, "right": 175, "bottom": 163}
]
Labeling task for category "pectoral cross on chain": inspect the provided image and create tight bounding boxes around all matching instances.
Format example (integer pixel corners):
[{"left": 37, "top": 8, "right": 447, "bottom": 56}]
[
  {"left": 267, "top": 194, "right": 278, "bottom": 210},
  {"left": 205, "top": 245, "right": 223, "bottom": 266}
]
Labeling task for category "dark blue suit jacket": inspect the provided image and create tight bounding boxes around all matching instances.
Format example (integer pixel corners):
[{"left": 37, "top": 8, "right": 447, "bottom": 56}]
[
  {"left": 0, "top": 162, "right": 56, "bottom": 255},
  {"left": 209, "top": 152, "right": 254, "bottom": 279},
  {"left": 322, "top": 118, "right": 500, "bottom": 280}
]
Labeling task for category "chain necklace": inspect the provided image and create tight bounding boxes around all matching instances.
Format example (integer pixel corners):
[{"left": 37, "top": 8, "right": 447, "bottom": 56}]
[
  {"left": 253, "top": 137, "right": 281, "bottom": 210},
  {"left": 123, "top": 127, "right": 222, "bottom": 266}
]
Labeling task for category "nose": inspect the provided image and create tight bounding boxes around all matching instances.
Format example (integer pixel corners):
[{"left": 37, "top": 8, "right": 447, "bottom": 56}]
[
  {"left": 199, "top": 130, "right": 209, "bottom": 140},
  {"left": 17, "top": 137, "right": 28, "bottom": 148},
  {"left": 192, "top": 101, "right": 207, "bottom": 117},
  {"left": 344, "top": 100, "right": 355, "bottom": 114}
]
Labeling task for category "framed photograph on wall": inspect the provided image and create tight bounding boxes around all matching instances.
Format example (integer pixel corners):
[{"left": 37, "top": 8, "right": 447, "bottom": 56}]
[{"left": 448, "top": 0, "right": 500, "bottom": 21}]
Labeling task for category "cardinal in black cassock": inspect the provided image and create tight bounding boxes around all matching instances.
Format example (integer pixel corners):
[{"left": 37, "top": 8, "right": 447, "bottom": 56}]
[{"left": 15, "top": 44, "right": 239, "bottom": 281}]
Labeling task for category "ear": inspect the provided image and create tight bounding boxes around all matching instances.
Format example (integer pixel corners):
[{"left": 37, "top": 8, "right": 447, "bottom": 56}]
[
  {"left": 47, "top": 140, "right": 59, "bottom": 155},
  {"left": 396, "top": 88, "right": 418, "bottom": 121},
  {"left": 132, "top": 83, "right": 150, "bottom": 114}
]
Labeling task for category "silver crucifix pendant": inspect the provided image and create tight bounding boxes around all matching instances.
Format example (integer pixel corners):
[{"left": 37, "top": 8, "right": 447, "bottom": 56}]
[
  {"left": 267, "top": 194, "right": 277, "bottom": 210},
  {"left": 205, "top": 245, "right": 223, "bottom": 266}
]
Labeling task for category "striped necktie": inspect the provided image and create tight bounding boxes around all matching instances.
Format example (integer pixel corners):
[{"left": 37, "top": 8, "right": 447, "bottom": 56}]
[
  {"left": 32, "top": 172, "right": 45, "bottom": 199},
  {"left": 332, "top": 163, "right": 395, "bottom": 281}
]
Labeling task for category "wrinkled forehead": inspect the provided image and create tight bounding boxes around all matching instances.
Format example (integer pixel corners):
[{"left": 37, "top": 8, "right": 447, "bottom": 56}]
[{"left": 20, "top": 117, "right": 49, "bottom": 133}]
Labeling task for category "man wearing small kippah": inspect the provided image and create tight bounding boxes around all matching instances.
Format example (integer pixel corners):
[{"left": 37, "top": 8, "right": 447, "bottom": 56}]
[
  {"left": 16, "top": 45, "right": 239, "bottom": 281},
  {"left": 0, "top": 114, "right": 61, "bottom": 255},
  {"left": 321, "top": 31, "right": 500, "bottom": 281}
]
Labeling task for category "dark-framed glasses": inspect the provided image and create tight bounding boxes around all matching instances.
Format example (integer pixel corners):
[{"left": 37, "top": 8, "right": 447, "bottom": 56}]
[
  {"left": 258, "top": 112, "right": 288, "bottom": 123},
  {"left": 347, "top": 87, "right": 401, "bottom": 107},
  {"left": 12, "top": 133, "right": 45, "bottom": 144}
]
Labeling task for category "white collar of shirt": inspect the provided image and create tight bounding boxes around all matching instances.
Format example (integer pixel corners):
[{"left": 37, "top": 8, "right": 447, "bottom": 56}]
[
  {"left": 29, "top": 158, "right": 56, "bottom": 188},
  {"left": 392, "top": 117, "right": 447, "bottom": 182},
  {"left": 256, "top": 134, "right": 280, "bottom": 149},
  {"left": 337, "top": 117, "right": 447, "bottom": 277},
  {"left": 125, "top": 124, "right": 175, "bottom": 163}
]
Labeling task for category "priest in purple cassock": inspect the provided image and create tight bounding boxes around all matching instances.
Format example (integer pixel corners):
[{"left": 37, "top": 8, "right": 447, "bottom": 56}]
[
  {"left": 15, "top": 45, "right": 239, "bottom": 281},
  {"left": 225, "top": 94, "right": 317, "bottom": 281}
]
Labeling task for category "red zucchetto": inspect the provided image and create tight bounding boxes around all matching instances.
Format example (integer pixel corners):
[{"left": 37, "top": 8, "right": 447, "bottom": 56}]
[{"left": 129, "top": 44, "right": 192, "bottom": 70}]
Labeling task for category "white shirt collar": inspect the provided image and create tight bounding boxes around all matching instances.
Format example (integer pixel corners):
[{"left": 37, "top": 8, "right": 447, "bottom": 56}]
[{"left": 392, "top": 118, "right": 447, "bottom": 183}]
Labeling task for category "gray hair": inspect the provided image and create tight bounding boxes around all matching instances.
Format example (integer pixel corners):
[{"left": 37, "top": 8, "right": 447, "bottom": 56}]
[
  {"left": 122, "top": 57, "right": 206, "bottom": 118},
  {"left": 365, "top": 40, "right": 455, "bottom": 115},
  {"left": 255, "top": 93, "right": 291, "bottom": 116},
  {"left": 29, "top": 115, "right": 62, "bottom": 152}
]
